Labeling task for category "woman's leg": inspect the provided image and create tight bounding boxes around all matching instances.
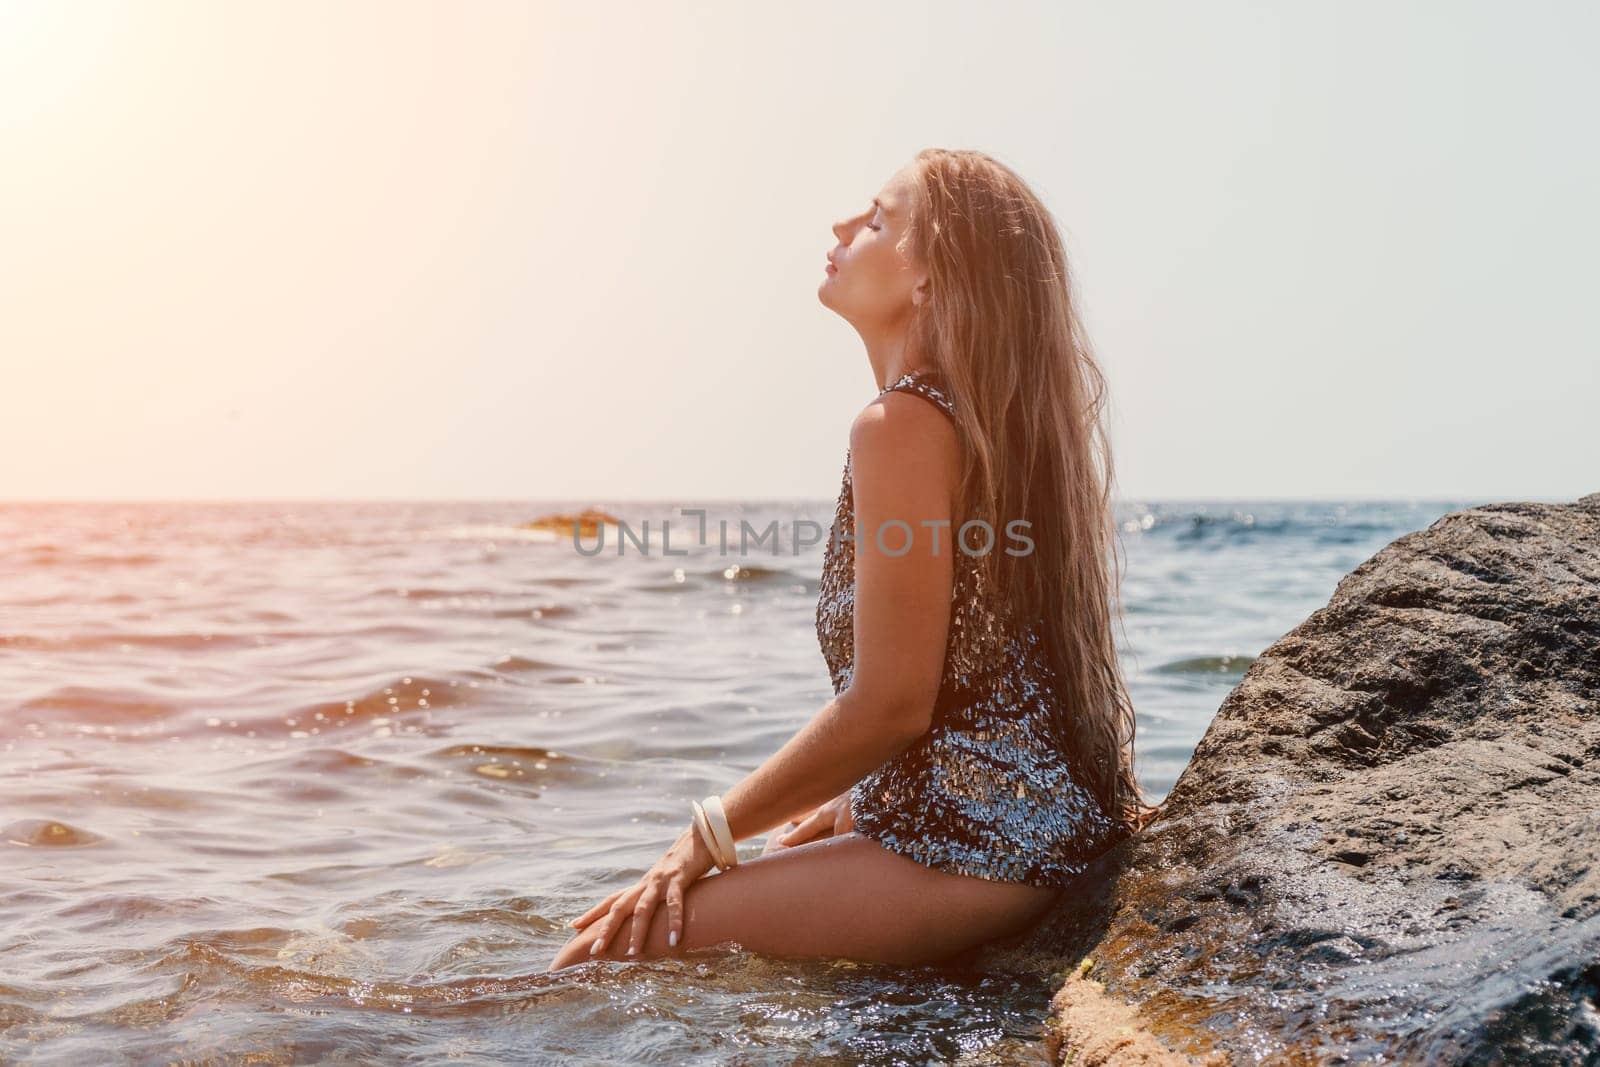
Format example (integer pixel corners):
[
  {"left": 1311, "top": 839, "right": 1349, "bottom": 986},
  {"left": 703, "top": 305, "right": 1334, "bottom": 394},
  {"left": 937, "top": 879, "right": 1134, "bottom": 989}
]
[{"left": 546, "top": 831, "right": 1061, "bottom": 972}]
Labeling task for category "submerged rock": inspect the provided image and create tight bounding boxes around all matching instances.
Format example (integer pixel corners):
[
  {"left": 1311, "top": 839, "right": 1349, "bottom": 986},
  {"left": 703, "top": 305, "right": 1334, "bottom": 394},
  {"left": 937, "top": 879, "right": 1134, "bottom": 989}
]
[
  {"left": 1026, "top": 493, "right": 1600, "bottom": 1064},
  {"left": 522, "top": 507, "right": 622, "bottom": 539}
]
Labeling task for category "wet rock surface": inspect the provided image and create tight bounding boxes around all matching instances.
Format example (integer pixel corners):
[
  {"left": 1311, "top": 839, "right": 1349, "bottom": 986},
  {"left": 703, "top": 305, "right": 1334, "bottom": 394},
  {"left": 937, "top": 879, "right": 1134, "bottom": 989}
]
[{"left": 1023, "top": 493, "right": 1600, "bottom": 1064}]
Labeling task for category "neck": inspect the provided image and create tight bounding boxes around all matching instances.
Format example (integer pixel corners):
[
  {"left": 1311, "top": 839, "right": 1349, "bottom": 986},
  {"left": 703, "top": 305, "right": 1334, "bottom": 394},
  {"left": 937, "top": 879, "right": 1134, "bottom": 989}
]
[{"left": 861, "top": 323, "right": 932, "bottom": 391}]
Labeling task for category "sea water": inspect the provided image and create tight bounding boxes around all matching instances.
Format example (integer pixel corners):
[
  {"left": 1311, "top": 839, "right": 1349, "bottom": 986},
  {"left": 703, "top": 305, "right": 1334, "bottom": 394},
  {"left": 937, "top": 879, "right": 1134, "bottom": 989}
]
[{"left": 0, "top": 497, "right": 1498, "bottom": 1064}]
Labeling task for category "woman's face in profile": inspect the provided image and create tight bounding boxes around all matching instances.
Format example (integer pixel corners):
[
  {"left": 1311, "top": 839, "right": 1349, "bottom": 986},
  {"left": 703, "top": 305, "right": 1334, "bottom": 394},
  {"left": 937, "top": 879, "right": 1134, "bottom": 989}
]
[{"left": 819, "top": 165, "right": 925, "bottom": 327}]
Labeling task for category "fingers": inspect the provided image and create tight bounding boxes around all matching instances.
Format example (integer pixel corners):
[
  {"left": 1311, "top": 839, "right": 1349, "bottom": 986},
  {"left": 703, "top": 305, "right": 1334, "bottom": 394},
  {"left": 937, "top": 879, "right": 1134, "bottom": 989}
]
[
  {"left": 778, "top": 809, "right": 826, "bottom": 846},
  {"left": 666, "top": 878, "right": 684, "bottom": 949},
  {"left": 764, "top": 819, "right": 801, "bottom": 854},
  {"left": 570, "top": 888, "right": 625, "bottom": 930},
  {"left": 626, "top": 885, "right": 660, "bottom": 957},
  {"left": 587, "top": 887, "right": 639, "bottom": 957}
]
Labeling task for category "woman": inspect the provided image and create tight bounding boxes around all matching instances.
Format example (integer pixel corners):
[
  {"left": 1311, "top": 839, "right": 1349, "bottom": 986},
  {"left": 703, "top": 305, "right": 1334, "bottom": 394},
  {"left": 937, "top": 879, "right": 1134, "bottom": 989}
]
[{"left": 547, "top": 149, "right": 1156, "bottom": 972}]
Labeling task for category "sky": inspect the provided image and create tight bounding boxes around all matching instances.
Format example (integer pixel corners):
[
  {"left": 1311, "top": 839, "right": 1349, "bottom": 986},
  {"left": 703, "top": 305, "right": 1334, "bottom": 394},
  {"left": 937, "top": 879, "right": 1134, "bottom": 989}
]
[{"left": 1, "top": 0, "right": 1594, "bottom": 503}]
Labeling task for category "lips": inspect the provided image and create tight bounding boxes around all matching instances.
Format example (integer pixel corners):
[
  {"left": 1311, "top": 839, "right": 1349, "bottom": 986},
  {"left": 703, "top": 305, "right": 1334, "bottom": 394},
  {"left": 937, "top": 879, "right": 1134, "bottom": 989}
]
[{"left": 825, "top": 262, "right": 838, "bottom": 274}]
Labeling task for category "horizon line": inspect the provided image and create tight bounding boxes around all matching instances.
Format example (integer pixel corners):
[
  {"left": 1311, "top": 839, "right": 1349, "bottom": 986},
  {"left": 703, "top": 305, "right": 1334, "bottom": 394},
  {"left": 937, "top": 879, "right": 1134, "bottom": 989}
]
[{"left": 0, "top": 493, "right": 1586, "bottom": 505}]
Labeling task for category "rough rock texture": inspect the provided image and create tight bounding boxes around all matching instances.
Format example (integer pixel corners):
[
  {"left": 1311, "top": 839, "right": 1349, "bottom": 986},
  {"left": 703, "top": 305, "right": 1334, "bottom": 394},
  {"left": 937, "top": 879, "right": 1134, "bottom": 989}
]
[
  {"left": 1026, "top": 493, "right": 1600, "bottom": 1065},
  {"left": 1046, "top": 957, "right": 1227, "bottom": 1066}
]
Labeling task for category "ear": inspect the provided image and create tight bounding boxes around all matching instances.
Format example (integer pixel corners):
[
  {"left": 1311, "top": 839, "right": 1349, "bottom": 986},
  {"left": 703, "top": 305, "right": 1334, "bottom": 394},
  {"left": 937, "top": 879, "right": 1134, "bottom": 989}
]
[{"left": 912, "top": 274, "right": 932, "bottom": 309}]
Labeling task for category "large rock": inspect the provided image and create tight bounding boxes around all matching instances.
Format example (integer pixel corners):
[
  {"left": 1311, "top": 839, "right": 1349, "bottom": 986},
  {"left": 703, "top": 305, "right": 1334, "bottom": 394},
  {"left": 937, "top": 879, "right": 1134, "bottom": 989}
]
[{"left": 1025, "top": 493, "right": 1600, "bottom": 1064}]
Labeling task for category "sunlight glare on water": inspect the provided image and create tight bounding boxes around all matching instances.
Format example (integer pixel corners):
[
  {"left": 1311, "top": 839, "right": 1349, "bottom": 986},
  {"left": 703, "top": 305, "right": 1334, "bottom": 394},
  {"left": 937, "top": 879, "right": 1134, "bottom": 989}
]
[{"left": 0, "top": 497, "right": 1477, "bottom": 1063}]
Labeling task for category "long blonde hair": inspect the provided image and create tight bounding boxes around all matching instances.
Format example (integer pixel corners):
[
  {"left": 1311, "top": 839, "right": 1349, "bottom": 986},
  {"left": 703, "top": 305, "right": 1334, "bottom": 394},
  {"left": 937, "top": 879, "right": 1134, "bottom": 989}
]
[{"left": 901, "top": 148, "right": 1159, "bottom": 834}]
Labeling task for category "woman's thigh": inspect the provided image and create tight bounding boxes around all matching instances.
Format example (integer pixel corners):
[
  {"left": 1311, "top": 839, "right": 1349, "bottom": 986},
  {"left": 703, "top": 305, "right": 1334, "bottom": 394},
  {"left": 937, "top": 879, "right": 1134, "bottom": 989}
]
[{"left": 547, "top": 831, "right": 1061, "bottom": 972}]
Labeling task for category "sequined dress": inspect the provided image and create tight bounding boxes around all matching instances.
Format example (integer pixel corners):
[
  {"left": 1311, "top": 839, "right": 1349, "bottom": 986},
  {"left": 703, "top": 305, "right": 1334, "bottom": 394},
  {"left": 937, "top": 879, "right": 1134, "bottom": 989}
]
[{"left": 815, "top": 369, "right": 1124, "bottom": 888}]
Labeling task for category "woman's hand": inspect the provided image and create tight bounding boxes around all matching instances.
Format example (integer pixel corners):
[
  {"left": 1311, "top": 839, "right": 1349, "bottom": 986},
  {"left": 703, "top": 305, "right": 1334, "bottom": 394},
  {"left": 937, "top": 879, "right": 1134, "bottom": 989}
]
[
  {"left": 765, "top": 790, "right": 855, "bottom": 853},
  {"left": 567, "top": 822, "right": 719, "bottom": 956}
]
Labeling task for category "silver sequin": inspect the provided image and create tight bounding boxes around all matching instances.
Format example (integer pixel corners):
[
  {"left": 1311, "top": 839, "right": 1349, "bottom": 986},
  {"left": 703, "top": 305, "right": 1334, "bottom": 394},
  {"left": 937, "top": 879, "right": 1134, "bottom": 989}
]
[{"left": 816, "top": 370, "right": 1122, "bottom": 887}]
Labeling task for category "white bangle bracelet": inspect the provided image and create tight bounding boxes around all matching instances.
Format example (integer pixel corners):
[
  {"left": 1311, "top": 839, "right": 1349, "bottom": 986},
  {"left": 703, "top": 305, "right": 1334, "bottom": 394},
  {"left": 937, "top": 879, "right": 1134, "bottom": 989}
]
[
  {"left": 702, "top": 794, "right": 739, "bottom": 869},
  {"left": 690, "top": 800, "right": 732, "bottom": 869}
]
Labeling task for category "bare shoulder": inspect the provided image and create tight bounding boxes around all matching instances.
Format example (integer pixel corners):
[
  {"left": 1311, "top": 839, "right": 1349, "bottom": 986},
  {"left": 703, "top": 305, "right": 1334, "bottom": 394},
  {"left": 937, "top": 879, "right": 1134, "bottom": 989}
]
[
  {"left": 848, "top": 390, "right": 960, "bottom": 505},
  {"left": 849, "top": 390, "right": 959, "bottom": 467}
]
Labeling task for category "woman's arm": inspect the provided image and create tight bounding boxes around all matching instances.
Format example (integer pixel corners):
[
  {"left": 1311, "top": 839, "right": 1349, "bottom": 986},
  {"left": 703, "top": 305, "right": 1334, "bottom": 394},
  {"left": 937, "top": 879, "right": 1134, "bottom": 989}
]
[
  {"left": 563, "top": 391, "right": 962, "bottom": 957},
  {"left": 717, "top": 390, "right": 960, "bottom": 843}
]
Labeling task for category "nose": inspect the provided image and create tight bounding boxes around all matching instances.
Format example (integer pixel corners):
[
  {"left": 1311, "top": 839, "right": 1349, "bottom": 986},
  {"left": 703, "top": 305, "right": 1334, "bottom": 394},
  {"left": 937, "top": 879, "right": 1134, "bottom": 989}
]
[
  {"left": 832, "top": 210, "right": 865, "bottom": 245},
  {"left": 830, "top": 217, "right": 857, "bottom": 260}
]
